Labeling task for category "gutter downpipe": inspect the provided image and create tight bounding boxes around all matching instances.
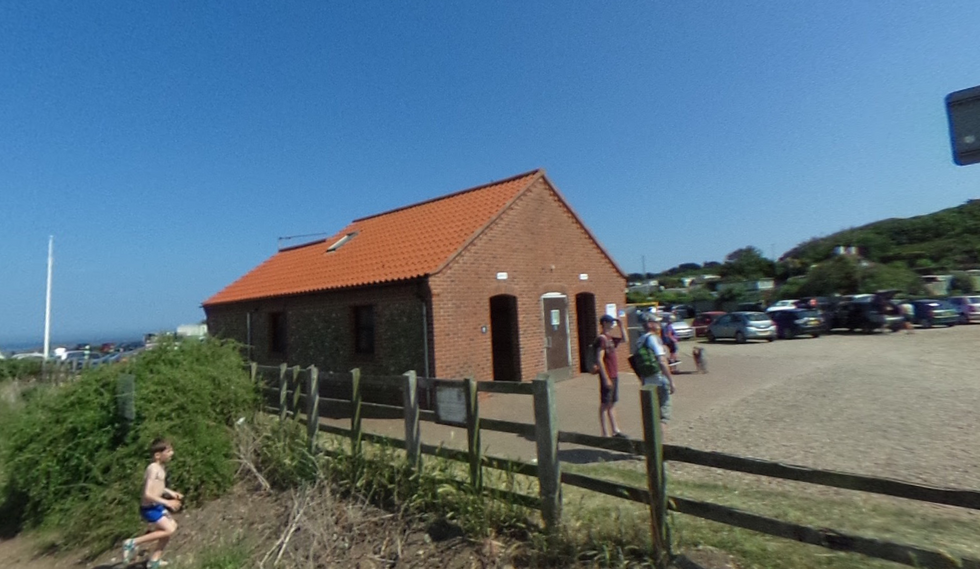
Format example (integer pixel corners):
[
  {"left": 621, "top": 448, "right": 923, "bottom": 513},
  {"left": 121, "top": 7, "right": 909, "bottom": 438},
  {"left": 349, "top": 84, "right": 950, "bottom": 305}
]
[
  {"left": 246, "top": 310, "right": 253, "bottom": 362},
  {"left": 421, "top": 300, "right": 430, "bottom": 378}
]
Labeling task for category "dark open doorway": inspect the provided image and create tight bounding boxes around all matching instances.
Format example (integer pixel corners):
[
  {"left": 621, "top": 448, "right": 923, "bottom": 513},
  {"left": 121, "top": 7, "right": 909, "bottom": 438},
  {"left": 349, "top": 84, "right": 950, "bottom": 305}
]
[
  {"left": 576, "top": 293, "right": 598, "bottom": 373},
  {"left": 489, "top": 294, "right": 521, "bottom": 381}
]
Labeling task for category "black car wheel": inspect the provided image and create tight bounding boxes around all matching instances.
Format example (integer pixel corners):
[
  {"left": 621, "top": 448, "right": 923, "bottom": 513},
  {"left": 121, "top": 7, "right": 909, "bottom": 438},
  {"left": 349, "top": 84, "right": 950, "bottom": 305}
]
[
  {"left": 706, "top": 331, "right": 716, "bottom": 343},
  {"left": 735, "top": 331, "right": 746, "bottom": 344},
  {"left": 812, "top": 333, "right": 820, "bottom": 338},
  {"left": 923, "top": 318, "right": 933, "bottom": 329},
  {"left": 785, "top": 328, "right": 795, "bottom": 340}
]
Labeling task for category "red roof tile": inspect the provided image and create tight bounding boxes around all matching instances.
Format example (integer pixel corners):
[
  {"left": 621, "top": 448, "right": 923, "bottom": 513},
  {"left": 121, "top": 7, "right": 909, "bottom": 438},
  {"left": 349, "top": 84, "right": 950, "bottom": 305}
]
[{"left": 204, "top": 170, "right": 543, "bottom": 306}]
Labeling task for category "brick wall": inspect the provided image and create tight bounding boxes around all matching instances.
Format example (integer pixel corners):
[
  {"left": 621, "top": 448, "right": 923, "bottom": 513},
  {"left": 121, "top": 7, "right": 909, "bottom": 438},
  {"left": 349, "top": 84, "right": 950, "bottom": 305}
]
[
  {"left": 204, "top": 281, "right": 429, "bottom": 376},
  {"left": 428, "top": 177, "right": 626, "bottom": 381}
]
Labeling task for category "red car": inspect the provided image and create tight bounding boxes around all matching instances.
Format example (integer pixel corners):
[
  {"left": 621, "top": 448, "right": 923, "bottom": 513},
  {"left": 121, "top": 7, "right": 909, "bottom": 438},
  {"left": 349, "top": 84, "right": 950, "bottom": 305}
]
[{"left": 693, "top": 311, "right": 726, "bottom": 337}]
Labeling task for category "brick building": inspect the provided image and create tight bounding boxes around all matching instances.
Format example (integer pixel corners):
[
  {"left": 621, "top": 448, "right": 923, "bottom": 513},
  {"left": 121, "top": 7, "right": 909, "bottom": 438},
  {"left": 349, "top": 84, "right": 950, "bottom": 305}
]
[{"left": 203, "top": 169, "right": 626, "bottom": 381}]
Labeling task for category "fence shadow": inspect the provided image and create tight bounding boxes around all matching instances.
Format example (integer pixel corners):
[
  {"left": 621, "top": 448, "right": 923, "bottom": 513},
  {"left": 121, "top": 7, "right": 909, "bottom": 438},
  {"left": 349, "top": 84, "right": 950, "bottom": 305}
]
[{"left": 557, "top": 448, "right": 640, "bottom": 465}]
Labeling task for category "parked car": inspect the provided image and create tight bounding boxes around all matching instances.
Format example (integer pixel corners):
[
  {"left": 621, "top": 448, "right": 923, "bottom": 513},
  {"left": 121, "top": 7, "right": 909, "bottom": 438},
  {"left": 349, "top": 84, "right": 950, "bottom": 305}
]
[
  {"left": 662, "top": 313, "right": 694, "bottom": 340},
  {"left": 829, "top": 299, "right": 903, "bottom": 333},
  {"left": 706, "top": 311, "right": 776, "bottom": 343},
  {"left": 692, "top": 311, "right": 726, "bottom": 337},
  {"left": 62, "top": 350, "right": 103, "bottom": 367},
  {"left": 769, "top": 309, "right": 823, "bottom": 339},
  {"left": 909, "top": 299, "right": 958, "bottom": 328},
  {"left": 947, "top": 295, "right": 980, "bottom": 324},
  {"left": 11, "top": 352, "right": 45, "bottom": 360},
  {"left": 766, "top": 299, "right": 800, "bottom": 312}
]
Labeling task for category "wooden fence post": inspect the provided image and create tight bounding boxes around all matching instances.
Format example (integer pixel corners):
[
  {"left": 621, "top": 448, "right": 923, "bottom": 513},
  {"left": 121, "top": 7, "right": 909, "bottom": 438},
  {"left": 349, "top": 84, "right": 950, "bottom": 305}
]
[
  {"left": 306, "top": 366, "right": 319, "bottom": 451},
  {"left": 403, "top": 370, "right": 421, "bottom": 470},
  {"left": 249, "top": 362, "right": 258, "bottom": 385},
  {"left": 640, "top": 385, "right": 670, "bottom": 568},
  {"left": 464, "top": 377, "right": 482, "bottom": 490},
  {"left": 533, "top": 373, "right": 561, "bottom": 534},
  {"left": 278, "top": 363, "right": 289, "bottom": 421},
  {"left": 351, "top": 368, "right": 363, "bottom": 459},
  {"left": 290, "top": 365, "right": 302, "bottom": 422}
]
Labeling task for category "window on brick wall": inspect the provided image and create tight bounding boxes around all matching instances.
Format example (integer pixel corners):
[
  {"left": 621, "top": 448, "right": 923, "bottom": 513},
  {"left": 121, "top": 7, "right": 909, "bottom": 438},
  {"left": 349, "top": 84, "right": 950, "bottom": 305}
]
[
  {"left": 353, "top": 305, "right": 375, "bottom": 355},
  {"left": 269, "top": 311, "right": 287, "bottom": 355}
]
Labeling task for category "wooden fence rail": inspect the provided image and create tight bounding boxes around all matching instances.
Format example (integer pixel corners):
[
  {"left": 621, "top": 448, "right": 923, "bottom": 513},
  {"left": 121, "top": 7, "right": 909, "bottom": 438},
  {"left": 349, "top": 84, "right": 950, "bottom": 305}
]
[{"left": 250, "top": 364, "right": 979, "bottom": 569}]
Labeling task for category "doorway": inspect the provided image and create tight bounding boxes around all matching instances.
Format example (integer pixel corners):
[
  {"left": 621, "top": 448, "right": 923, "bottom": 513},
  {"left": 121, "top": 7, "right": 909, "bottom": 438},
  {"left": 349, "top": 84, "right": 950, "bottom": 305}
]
[
  {"left": 542, "top": 293, "right": 571, "bottom": 371},
  {"left": 489, "top": 295, "right": 521, "bottom": 381},
  {"left": 575, "top": 293, "right": 598, "bottom": 373}
]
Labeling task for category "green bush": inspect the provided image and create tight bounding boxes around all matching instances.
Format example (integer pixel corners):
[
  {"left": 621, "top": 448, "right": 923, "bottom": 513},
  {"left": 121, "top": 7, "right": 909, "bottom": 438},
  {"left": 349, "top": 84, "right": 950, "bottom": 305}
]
[
  {"left": 0, "top": 338, "right": 257, "bottom": 551},
  {"left": 0, "top": 359, "right": 43, "bottom": 382}
]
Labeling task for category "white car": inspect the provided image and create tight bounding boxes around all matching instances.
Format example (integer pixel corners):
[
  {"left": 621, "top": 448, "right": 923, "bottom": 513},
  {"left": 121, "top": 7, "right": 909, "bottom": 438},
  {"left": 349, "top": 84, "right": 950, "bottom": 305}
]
[
  {"left": 948, "top": 296, "right": 980, "bottom": 324},
  {"left": 766, "top": 299, "right": 799, "bottom": 312}
]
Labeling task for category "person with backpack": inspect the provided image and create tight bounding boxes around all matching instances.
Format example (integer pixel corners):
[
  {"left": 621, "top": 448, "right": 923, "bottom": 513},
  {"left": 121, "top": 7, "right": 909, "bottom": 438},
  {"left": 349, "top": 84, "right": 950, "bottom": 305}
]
[
  {"left": 595, "top": 314, "right": 626, "bottom": 438},
  {"left": 635, "top": 312, "right": 676, "bottom": 427}
]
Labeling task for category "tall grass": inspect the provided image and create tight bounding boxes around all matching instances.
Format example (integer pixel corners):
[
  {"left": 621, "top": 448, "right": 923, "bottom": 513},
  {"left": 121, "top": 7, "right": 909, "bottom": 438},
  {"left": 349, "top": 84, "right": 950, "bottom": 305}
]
[
  {"left": 239, "top": 417, "right": 536, "bottom": 542},
  {"left": 0, "top": 338, "right": 257, "bottom": 552}
]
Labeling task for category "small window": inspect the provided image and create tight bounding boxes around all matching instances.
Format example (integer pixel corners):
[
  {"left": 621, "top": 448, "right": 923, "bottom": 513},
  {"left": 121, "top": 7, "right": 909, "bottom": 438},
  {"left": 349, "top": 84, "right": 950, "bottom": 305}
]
[
  {"left": 327, "top": 232, "right": 357, "bottom": 252},
  {"left": 269, "top": 312, "right": 287, "bottom": 354},
  {"left": 353, "top": 305, "right": 375, "bottom": 355}
]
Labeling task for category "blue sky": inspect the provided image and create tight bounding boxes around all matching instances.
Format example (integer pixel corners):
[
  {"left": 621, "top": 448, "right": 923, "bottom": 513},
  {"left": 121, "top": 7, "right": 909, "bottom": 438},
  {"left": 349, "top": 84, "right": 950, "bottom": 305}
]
[{"left": 2, "top": 2, "right": 979, "bottom": 345}]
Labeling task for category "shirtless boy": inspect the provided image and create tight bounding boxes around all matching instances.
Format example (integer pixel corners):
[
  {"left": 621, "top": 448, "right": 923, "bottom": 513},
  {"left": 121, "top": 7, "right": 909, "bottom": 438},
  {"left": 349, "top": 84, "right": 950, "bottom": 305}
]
[{"left": 122, "top": 439, "right": 183, "bottom": 568}]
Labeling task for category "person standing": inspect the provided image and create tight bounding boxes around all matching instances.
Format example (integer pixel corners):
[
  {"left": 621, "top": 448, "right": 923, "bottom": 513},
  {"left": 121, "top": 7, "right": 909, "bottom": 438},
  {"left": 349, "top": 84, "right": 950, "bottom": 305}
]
[
  {"left": 596, "top": 314, "right": 626, "bottom": 438},
  {"left": 637, "top": 313, "right": 676, "bottom": 430},
  {"left": 660, "top": 315, "right": 680, "bottom": 366}
]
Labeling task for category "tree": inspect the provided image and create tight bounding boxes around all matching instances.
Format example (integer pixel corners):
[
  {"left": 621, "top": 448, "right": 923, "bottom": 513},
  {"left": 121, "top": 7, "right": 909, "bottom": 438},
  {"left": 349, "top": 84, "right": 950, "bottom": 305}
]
[
  {"left": 950, "top": 271, "right": 976, "bottom": 294},
  {"left": 720, "top": 246, "right": 773, "bottom": 280}
]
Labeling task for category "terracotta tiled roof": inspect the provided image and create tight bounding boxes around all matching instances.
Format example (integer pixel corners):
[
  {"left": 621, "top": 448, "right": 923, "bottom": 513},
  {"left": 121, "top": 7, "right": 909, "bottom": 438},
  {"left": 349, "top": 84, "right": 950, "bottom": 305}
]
[{"left": 204, "top": 170, "right": 544, "bottom": 306}]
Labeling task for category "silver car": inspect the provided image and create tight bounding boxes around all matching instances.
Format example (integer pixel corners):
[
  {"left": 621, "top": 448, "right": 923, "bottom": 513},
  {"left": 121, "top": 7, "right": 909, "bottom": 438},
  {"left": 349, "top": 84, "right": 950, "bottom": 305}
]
[
  {"left": 948, "top": 296, "right": 980, "bottom": 324},
  {"left": 662, "top": 312, "right": 695, "bottom": 340},
  {"left": 706, "top": 311, "right": 776, "bottom": 343}
]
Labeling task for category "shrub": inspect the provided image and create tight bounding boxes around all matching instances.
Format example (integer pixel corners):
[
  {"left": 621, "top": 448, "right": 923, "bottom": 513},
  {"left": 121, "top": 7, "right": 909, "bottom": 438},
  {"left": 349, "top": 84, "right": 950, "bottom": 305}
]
[{"left": 0, "top": 338, "right": 257, "bottom": 551}]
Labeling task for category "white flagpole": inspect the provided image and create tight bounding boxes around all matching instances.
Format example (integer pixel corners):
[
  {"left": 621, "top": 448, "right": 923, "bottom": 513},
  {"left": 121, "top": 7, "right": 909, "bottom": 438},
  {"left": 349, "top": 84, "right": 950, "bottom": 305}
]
[{"left": 43, "top": 236, "right": 53, "bottom": 360}]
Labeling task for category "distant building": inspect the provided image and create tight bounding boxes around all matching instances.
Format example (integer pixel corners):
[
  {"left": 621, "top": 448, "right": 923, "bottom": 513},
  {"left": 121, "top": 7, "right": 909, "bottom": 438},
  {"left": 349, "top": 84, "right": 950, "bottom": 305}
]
[
  {"left": 176, "top": 323, "right": 208, "bottom": 339},
  {"left": 921, "top": 274, "right": 953, "bottom": 296}
]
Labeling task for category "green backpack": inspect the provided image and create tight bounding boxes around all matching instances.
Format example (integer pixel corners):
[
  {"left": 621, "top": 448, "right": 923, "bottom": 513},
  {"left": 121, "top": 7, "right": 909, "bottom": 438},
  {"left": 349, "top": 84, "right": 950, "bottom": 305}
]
[{"left": 628, "top": 333, "right": 662, "bottom": 378}]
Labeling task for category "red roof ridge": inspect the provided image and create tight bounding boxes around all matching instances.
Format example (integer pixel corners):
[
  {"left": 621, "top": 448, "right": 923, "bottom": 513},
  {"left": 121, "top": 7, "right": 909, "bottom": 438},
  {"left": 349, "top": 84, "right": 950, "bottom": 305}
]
[{"left": 354, "top": 168, "right": 545, "bottom": 223}]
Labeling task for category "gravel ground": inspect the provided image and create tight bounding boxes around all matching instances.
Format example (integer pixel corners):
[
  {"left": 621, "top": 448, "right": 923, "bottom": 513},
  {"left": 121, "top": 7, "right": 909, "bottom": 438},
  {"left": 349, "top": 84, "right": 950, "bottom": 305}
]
[{"left": 666, "top": 325, "right": 980, "bottom": 491}]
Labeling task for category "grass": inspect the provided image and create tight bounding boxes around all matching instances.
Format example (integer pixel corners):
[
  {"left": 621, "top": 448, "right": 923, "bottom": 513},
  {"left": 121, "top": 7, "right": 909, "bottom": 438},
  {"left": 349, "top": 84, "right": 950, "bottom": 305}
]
[
  {"left": 247, "top": 418, "right": 980, "bottom": 568},
  {"left": 563, "top": 461, "right": 980, "bottom": 569}
]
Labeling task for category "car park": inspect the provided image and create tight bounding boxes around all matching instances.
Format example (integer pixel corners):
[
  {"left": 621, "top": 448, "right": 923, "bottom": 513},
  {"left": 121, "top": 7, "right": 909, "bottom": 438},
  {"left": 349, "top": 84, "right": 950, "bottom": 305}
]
[
  {"left": 692, "top": 311, "right": 726, "bottom": 337},
  {"left": 910, "top": 299, "right": 958, "bottom": 328},
  {"left": 947, "top": 295, "right": 980, "bottom": 324},
  {"left": 769, "top": 309, "right": 823, "bottom": 339},
  {"left": 706, "top": 311, "right": 776, "bottom": 343}
]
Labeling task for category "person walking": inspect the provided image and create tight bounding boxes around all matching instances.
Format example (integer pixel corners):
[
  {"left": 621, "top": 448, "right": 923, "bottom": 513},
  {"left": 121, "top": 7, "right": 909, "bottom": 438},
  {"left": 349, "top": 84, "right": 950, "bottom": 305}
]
[
  {"left": 636, "top": 313, "right": 676, "bottom": 431},
  {"left": 596, "top": 314, "right": 626, "bottom": 438}
]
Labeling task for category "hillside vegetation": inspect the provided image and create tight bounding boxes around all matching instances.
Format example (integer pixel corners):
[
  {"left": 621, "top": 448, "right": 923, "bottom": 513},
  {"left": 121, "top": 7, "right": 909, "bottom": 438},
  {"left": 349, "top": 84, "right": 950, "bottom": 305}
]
[{"left": 783, "top": 199, "right": 980, "bottom": 271}]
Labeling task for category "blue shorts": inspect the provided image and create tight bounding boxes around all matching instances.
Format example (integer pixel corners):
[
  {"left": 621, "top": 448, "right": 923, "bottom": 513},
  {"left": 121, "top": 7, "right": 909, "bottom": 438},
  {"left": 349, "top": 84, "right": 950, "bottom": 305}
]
[{"left": 140, "top": 504, "right": 167, "bottom": 523}]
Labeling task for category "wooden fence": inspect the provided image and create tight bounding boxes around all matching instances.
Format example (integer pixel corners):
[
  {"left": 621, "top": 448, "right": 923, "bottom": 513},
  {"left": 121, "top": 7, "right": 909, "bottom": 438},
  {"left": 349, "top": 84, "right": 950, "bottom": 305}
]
[{"left": 251, "top": 363, "right": 980, "bottom": 569}]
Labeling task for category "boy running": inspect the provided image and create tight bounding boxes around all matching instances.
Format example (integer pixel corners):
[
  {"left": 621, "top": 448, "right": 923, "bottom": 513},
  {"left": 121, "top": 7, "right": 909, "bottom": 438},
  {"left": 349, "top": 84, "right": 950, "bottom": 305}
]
[{"left": 122, "top": 438, "right": 183, "bottom": 568}]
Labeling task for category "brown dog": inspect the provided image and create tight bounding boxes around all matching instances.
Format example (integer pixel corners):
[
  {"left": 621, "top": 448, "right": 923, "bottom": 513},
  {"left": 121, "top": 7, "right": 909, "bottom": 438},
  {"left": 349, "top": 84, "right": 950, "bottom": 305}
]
[{"left": 692, "top": 346, "right": 707, "bottom": 374}]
